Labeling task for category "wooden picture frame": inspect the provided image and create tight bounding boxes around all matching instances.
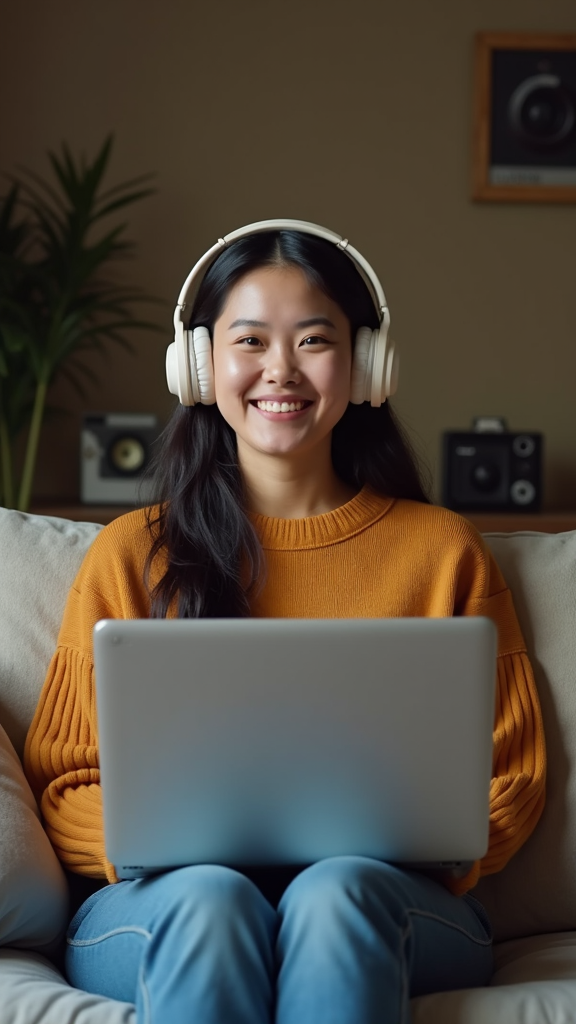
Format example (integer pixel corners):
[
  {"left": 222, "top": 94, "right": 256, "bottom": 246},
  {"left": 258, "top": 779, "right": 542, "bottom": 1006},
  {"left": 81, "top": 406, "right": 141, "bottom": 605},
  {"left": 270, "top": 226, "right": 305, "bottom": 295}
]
[{"left": 472, "top": 32, "right": 576, "bottom": 202}]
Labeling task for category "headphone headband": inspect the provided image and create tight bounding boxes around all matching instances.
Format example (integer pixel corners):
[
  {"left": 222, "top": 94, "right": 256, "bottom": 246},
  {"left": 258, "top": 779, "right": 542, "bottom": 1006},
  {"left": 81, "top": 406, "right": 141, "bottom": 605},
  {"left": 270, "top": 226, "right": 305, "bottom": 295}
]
[
  {"left": 173, "top": 218, "right": 388, "bottom": 332},
  {"left": 167, "top": 218, "right": 398, "bottom": 408}
]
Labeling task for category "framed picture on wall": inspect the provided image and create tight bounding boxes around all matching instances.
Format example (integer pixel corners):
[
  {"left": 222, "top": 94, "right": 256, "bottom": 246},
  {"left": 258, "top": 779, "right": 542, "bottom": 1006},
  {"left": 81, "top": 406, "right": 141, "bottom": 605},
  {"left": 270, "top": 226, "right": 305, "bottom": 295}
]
[{"left": 472, "top": 32, "right": 576, "bottom": 202}]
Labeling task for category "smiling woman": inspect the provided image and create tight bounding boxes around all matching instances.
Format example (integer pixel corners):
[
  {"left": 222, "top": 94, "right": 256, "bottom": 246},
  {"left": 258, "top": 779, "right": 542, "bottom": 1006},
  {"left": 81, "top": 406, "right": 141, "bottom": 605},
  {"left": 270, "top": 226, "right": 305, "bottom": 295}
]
[
  {"left": 23, "top": 221, "right": 546, "bottom": 1024},
  {"left": 212, "top": 265, "right": 355, "bottom": 516}
]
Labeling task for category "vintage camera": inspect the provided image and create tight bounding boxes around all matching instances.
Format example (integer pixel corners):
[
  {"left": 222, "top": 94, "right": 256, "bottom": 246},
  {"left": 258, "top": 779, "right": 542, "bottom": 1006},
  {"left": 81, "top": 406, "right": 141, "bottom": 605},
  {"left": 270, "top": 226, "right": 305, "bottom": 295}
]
[
  {"left": 490, "top": 47, "right": 576, "bottom": 185},
  {"left": 442, "top": 419, "right": 543, "bottom": 513},
  {"left": 81, "top": 413, "right": 159, "bottom": 505}
]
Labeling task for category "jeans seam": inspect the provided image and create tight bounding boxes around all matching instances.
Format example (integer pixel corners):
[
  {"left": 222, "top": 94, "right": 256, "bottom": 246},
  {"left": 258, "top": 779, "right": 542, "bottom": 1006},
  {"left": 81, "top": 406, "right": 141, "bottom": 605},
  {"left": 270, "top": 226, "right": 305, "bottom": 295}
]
[
  {"left": 139, "top": 961, "right": 151, "bottom": 1024},
  {"left": 406, "top": 908, "right": 492, "bottom": 947},
  {"left": 68, "top": 924, "right": 152, "bottom": 1021},
  {"left": 67, "top": 925, "right": 153, "bottom": 947}
]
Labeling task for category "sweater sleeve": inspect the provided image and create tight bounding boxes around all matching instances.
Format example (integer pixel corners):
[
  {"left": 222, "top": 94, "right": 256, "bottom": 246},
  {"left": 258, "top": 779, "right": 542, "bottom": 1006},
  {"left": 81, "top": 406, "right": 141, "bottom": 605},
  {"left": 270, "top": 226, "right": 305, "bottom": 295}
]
[
  {"left": 446, "top": 545, "right": 546, "bottom": 895},
  {"left": 24, "top": 513, "right": 155, "bottom": 882},
  {"left": 25, "top": 642, "right": 117, "bottom": 881}
]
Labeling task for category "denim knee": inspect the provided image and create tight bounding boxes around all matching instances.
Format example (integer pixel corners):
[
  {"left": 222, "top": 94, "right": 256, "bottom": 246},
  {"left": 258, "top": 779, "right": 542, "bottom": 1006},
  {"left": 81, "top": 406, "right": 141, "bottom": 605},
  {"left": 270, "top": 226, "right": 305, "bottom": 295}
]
[
  {"left": 279, "top": 855, "right": 401, "bottom": 920},
  {"left": 275, "top": 856, "right": 492, "bottom": 1024},
  {"left": 68, "top": 865, "right": 274, "bottom": 947},
  {"left": 137, "top": 863, "right": 272, "bottom": 931}
]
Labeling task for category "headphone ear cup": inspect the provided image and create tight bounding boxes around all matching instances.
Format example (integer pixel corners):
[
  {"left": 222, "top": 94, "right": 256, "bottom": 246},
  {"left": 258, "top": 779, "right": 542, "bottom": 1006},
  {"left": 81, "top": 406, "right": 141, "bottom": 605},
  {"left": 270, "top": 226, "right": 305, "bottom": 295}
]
[
  {"left": 166, "top": 320, "right": 195, "bottom": 405},
  {"left": 350, "top": 311, "right": 399, "bottom": 407},
  {"left": 165, "top": 324, "right": 216, "bottom": 405},
  {"left": 372, "top": 307, "right": 398, "bottom": 404},
  {"left": 383, "top": 337, "right": 399, "bottom": 400},
  {"left": 350, "top": 326, "right": 373, "bottom": 404},
  {"left": 192, "top": 327, "right": 216, "bottom": 405}
]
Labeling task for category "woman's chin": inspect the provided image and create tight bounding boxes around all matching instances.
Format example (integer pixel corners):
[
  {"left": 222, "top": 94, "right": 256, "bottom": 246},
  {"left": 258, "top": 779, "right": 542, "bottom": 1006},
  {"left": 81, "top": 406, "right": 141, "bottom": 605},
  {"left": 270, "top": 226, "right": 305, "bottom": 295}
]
[{"left": 236, "top": 431, "right": 330, "bottom": 465}]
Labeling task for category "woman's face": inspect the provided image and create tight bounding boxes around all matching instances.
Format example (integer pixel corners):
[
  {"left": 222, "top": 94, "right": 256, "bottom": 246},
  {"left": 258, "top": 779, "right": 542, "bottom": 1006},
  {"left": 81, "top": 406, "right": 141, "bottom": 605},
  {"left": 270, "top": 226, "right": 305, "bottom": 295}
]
[{"left": 212, "top": 265, "right": 353, "bottom": 465}]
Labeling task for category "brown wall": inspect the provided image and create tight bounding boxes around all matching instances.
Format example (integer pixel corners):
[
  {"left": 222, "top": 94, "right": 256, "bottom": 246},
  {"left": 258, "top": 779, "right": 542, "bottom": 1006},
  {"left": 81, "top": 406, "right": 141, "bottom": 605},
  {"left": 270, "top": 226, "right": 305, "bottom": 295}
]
[{"left": 2, "top": 0, "right": 576, "bottom": 507}]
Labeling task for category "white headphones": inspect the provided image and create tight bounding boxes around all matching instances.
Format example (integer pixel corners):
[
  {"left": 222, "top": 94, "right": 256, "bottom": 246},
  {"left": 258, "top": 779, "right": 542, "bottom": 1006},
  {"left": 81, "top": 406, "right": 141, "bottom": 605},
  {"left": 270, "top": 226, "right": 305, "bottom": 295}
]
[{"left": 166, "top": 219, "right": 399, "bottom": 408}]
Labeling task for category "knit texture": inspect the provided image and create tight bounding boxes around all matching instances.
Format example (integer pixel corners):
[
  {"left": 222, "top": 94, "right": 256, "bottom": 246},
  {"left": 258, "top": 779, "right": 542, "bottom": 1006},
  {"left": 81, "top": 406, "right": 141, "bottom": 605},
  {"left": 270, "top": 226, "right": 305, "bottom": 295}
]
[{"left": 24, "top": 488, "right": 546, "bottom": 892}]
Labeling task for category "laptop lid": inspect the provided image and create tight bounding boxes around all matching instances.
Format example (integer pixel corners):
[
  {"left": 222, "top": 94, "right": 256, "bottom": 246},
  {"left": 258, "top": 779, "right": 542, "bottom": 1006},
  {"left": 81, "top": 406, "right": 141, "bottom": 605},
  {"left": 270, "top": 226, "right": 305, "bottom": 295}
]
[{"left": 93, "top": 617, "right": 497, "bottom": 879}]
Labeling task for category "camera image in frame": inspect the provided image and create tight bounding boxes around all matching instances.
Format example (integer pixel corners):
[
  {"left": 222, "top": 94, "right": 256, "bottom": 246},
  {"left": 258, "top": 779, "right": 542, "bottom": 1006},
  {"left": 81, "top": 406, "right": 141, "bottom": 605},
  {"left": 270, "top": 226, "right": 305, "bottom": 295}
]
[{"left": 489, "top": 47, "right": 576, "bottom": 186}]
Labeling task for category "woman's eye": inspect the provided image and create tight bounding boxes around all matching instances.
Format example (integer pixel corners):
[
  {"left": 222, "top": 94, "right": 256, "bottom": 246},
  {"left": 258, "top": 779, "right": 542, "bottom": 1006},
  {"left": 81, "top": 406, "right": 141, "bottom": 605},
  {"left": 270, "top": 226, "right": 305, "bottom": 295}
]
[
  {"left": 239, "top": 336, "right": 262, "bottom": 347},
  {"left": 301, "top": 335, "right": 325, "bottom": 346}
]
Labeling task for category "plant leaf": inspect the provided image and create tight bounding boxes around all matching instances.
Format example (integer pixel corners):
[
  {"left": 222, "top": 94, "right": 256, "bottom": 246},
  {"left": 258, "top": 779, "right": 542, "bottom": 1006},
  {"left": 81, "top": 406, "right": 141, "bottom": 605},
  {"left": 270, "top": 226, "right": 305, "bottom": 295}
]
[{"left": 0, "top": 135, "right": 161, "bottom": 481}]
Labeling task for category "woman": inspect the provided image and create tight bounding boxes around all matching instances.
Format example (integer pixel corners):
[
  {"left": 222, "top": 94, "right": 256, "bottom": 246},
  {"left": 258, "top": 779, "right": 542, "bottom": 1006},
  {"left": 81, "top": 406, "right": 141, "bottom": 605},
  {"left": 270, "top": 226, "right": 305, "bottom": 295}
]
[{"left": 24, "top": 221, "right": 546, "bottom": 1024}]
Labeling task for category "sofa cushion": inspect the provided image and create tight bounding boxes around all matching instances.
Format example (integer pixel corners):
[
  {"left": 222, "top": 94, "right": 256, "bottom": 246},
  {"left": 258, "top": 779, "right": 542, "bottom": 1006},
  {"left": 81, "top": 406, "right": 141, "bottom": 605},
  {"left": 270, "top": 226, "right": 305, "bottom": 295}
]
[
  {"left": 476, "top": 530, "right": 576, "bottom": 940},
  {"left": 0, "top": 510, "right": 99, "bottom": 952},
  {"left": 0, "top": 949, "right": 135, "bottom": 1023},
  {"left": 491, "top": 932, "right": 576, "bottom": 985},
  {"left": 412, "top": 977, "right": 576, "bottom": 1024},
  {"left": 0, "top": 722, "right": 69, "bottom": 949},
  {"left": 413, "top": 932, "right": 576, "bottom": 1024},
  {"left": 0, "top": 508, "right": 102, "bottom": 757}
]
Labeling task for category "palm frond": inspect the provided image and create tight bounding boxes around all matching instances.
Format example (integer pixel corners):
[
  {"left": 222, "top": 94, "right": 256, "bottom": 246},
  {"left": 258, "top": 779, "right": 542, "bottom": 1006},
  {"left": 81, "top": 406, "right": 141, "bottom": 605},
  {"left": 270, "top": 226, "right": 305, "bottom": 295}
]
[
  {"left": 10, "top": 167, "right": 68, "bottom": 216},
  {"left": 0, "top": 135, "right": 159, "bottom": 507},
  {"left": 95, "top": 171, "right": 156, "bottom": 206},
  {"left": 93, "top": 186, "right": 157, "bottom": 222}
]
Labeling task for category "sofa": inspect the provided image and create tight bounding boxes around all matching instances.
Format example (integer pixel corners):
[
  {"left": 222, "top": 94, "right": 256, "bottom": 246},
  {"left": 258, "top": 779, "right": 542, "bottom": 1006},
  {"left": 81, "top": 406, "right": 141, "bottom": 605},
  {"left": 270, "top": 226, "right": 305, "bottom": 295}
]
[{"left": 1, "top": 505, "right": 576, "bottom": 1023}]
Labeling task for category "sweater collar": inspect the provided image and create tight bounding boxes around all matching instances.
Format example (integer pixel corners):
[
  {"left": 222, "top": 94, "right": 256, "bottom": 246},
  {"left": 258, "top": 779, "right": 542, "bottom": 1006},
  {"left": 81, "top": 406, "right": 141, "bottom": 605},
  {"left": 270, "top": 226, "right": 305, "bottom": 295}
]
[{"left": 250, "top": 486, "right": 394, "bottom": 551}]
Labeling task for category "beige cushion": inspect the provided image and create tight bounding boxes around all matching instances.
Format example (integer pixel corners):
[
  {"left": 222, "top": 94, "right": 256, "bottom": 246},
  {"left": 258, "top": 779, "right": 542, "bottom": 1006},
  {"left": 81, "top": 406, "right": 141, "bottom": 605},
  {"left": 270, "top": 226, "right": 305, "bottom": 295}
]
[
  {"left": 0, "top": 509, "right": 99, "bottom": 953},
  {"left": 476, "top": 530, "right": 576, "bottom": 940},
  {"left": 0, "top": 949, "right": 135, "bottom": 1023},
  {"left": 412, "top": 931, "right": 576, "bottom": 1024},
  {"left": 0, "top": 722, "right": 68, "bottom": 949},
  {"left": 491, "top": 932, "right": 576, "bottom": 984},
  {"left": 412, "top": 978, "right": 576, "bottom": 1024},
  {"left": 0, "top": 508, "right": 102, "bottom": 757}
]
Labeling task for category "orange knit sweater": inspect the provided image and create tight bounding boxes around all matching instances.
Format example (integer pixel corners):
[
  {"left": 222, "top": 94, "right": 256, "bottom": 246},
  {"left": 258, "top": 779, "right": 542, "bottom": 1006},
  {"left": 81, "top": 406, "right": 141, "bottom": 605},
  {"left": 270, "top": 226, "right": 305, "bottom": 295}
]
[{"left": 24, "top": 488, "right": 546, "bottom": 893}]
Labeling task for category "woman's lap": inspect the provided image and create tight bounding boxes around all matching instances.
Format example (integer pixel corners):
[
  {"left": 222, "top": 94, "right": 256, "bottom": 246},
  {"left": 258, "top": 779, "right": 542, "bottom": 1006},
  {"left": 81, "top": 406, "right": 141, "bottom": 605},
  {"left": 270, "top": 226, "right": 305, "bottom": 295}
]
[
  {"left": 65, "top": 856, "right": 493, "bottom": 1024},
  {"left": 66, "top": 864, "right": 277, "bottom": 1021}
]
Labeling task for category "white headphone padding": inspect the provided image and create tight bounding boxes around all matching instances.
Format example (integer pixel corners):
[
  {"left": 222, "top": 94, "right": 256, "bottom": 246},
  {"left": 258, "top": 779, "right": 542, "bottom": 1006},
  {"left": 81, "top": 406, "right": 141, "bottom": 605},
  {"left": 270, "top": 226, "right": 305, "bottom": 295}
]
[
  {"left": 192, "top": 327, "right": 216, "bottom": 404},
  {"left": 165, "top": 326, "right": 215, "bottom": 406}
]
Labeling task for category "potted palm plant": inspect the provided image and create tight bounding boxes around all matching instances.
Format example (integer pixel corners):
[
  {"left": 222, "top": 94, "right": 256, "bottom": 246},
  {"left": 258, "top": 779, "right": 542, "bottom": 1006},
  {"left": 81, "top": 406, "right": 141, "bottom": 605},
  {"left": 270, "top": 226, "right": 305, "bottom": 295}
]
[{"left": 0, "top": 135, "right": 159, "bottom": 511}]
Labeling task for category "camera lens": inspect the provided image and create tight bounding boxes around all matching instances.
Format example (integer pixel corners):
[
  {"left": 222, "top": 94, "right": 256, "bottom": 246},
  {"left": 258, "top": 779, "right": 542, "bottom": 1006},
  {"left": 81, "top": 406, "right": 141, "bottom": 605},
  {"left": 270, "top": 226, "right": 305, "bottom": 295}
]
[
  {"left": 508, "top": 74, "right": 575, "bottom": 149},
  {"left": 471, "top": 463, "right": 501, "bottom": 492}
]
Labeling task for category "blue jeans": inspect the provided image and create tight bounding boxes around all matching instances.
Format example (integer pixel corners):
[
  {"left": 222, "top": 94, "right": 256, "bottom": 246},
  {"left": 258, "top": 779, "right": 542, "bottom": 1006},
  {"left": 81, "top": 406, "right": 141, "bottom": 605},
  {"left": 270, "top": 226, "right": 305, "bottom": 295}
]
[{"left": 65, "top": 856, "right": 493, "bottom": 1024}]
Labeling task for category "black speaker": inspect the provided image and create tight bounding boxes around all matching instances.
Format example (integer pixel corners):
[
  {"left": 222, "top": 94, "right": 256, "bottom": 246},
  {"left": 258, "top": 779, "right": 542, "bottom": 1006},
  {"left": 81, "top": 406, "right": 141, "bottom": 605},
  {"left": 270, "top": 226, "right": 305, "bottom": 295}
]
[
  {"left": 442, "top": 428, "right": 543, "bottom": 512},
  {"left": 81, "top": 413, "right": 159, "bottom": 505}
]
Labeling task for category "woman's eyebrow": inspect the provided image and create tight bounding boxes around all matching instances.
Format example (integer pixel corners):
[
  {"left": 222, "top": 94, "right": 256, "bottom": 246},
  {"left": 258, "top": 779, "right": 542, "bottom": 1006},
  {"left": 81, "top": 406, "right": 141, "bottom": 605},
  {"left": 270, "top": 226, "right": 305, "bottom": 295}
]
[
  {"left": 296, "top": 317, "right": 336, "bottom": 329},
  {"left": 228, "top": 318, "right": 268, "bottom": 329},
  {"left": 227, "top": 316, "right": 337, "bottom": 329}
]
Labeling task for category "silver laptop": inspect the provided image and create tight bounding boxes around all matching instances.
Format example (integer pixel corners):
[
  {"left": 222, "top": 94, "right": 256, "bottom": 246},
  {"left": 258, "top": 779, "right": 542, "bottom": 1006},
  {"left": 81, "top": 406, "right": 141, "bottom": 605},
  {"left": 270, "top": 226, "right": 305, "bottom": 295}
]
[{"left": 93, "top": 617, "right": 497, "bottom": 880}]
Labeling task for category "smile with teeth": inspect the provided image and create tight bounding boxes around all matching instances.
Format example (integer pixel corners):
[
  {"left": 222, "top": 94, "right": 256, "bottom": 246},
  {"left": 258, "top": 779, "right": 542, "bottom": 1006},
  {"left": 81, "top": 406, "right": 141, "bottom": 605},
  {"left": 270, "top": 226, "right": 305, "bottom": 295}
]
[{"left": 255, "top": 400, "right": 310, "bottom": 413}]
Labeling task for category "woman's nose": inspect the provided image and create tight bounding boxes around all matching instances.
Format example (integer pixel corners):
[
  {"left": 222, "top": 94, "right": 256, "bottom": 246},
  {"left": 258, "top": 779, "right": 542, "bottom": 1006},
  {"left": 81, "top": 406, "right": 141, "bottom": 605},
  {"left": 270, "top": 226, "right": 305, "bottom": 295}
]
[{"left": 262, "top": 344, "right": 301, "bottom": 385}]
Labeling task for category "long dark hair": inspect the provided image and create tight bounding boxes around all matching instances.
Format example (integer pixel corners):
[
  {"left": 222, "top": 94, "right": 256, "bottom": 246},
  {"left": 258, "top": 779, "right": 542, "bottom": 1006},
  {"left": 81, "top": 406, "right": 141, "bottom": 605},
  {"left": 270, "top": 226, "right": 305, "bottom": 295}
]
[{"left": 144, "top": 230, "right": 430, "bottom": 618}]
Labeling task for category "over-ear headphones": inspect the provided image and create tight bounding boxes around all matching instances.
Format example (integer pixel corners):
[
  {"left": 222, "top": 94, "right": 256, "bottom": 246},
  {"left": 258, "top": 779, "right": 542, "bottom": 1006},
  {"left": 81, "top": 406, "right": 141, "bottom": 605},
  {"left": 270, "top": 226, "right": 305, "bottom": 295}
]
[{"left": 166, "top": 219, "right": 399, "bottom": 408}]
